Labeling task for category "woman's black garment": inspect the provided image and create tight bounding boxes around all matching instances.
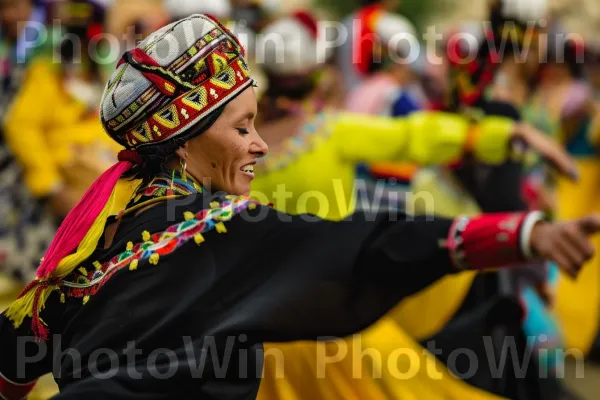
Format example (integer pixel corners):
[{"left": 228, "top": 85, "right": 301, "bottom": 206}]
[{"left": 0, "top": 191, "right": 455, "bottom": 400}]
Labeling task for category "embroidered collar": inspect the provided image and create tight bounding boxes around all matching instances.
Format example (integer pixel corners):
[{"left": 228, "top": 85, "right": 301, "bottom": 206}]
[
  {"left": 121, "top": 170, "right": 203, "bottom": 218},
  {"left": 61, "top": 195, "right": 258, "bottom": 305}
]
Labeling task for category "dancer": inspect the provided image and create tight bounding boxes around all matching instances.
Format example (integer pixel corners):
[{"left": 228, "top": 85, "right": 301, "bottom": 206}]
[
  {"left": 0, "top": 0, "right": 57, "bottom": 284},
  {"left": 401, "top": 1, "right": 581, "bottom": 398},
  {"left": 252, "top": 11, "right": 577, "bottom": 400},
  {"left": 546, "top": 32, "right": 600, "bottom": 358},
  {"left": 0, "top": 14, "right": 597, "bottom": 400},
  {"left": 3, "top": 0, "right": 132, "bottom": 221}
]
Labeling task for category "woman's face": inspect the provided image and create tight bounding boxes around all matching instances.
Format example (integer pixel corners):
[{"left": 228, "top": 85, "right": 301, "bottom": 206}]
[{"left": 180, "top": 87, "right": 268, "bottom": 196}]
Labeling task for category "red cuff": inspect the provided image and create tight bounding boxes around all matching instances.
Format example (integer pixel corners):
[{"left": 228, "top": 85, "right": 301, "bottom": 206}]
[
  {"left": 447, "top": 213, "right": 529, "bottom": 270},
  {"left": 0, "top": 372, "right": 36, "bottom": 400}
]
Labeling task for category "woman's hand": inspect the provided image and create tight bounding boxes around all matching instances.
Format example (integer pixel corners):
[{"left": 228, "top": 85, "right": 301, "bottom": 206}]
[
  {"left": 512, "top": 123, "right": 578, "bottom": 181},
  {"left": 530, "top": 215, "right": 600, "bottom": 278}
]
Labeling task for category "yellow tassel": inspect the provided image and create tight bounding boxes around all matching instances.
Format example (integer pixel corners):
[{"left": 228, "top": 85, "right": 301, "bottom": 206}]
[
  {"left": 83, "top": 295, "right": 90, "bottom": 305},
  {"left": 60, "top": 293, "right": 66, "bottom": 303},
  {"left": 78, "top": 267, "right": 88, "bottom": 275},
  {"left": 142, "top": 231, "right": 151, "bottom": 242},
  {"left": 194, "top": 233, "right": 205, "bottom": 245},
  {"left": 4, "top": 287, "right": 38, "bottom": 328},
  {"left": 129, "top": 259, "right": 138, "bottom": 271},
  {"left": 210, "top": 201, "right": 220, "bottom": 209},
  {"left": 215, "top": 222, "right": 227, "bottom": 233},
  {"left": 53, "top": 188, "right": 117, "bottom": 281},
  {"left": 248, "top": 203, "right": 257, "bottom": 210},
  {"left": 126, "top": 241, "right": 134, "bottom": 251},
  {"left": 149, "top": 254, "right": 159, "bottom": 265},
  {"left": 93, "top": 261, "right": 102, "bottom": 271},
  {"left": 184, "top": 211, "right": 195, "bottom": 221}
]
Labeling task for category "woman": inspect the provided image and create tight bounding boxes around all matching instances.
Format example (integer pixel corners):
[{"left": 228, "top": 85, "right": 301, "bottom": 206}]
[
  {"left": 0, "top": 0, "right": 58, "bottom": 285},
  {"left": 547, "top": 34, "right": 600, "bottom": 358},
  {"left": 4, "top": 0, "right": 134, "bottom": 216},
  {"left": 0, "top": 14, "right": 597, "bottom": 400}
]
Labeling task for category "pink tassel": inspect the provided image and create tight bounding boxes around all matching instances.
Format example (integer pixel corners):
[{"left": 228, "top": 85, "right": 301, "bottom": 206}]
[{"left": 36, "top": 161, "right": 133, "bottom": 279}]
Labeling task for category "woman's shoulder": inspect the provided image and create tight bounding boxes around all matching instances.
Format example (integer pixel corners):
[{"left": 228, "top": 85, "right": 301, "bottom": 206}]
[{"left": 60, "top": 194, "right": 267, "bottom": 305}]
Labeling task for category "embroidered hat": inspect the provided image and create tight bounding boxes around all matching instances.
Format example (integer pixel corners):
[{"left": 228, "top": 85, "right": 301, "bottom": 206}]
[{"left": 100, "top": 14, "right": 255, "bottom": 150}]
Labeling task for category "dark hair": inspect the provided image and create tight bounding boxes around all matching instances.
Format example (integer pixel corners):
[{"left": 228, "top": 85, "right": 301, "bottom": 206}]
[
  {"left": 121, "top": 105, "right": 225, "bottom": 185},
  {"left": 265, "top": 73, "right": 317, "bottom": 100},
  {"left": 546, "top": 40, "right": 586, "bottom": 79}
]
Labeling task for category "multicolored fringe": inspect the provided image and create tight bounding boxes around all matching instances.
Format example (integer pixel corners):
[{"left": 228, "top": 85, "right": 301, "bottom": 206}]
[
  {"left": 61, "top": 195, "right": 257, "bottom": 302},
  {"left": 6, "top": 195, "right": 259, "bottom": 341}
]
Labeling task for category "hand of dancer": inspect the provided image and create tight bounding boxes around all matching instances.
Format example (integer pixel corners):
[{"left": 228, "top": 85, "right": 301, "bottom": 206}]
[
  {"left": 530, "top": 215, "right": 600, "bottom": 278},
  {"left": 512, "top": 123, "right": 579, "bottom": 181}
]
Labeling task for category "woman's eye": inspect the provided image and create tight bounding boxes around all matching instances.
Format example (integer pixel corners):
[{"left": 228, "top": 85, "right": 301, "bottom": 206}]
[{"left": 237, "top": 128, "right": 250, "bottom": 134}]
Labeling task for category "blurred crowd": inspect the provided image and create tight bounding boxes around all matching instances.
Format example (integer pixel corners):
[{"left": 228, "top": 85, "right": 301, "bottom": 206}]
[{"left": 2, "top": 0, "right": 600, "bottom": 399}]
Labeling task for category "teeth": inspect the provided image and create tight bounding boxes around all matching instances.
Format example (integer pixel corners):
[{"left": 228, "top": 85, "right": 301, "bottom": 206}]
[{"left": 241, "top": 165, "right": 254, "bottom": 173}]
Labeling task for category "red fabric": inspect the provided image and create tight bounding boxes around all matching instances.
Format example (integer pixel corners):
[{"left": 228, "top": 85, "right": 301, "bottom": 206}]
[
  {"left": 448, "top": 212, "right": 528, "bottom": 270},
  {"left": 86, "top": 23, "right": 103, "bottom": 41},
  {"left": 292, "top": 10, "right": 319, "bottom": 39},
  {"left": 0, "top": 374, "right": 36, "bottom": 400},
  {"left": 118, "top": 149, "right": 143, "bottom": 165},
  {"left": 354, "top": 5, "right": 383, "bottom": 76},
  {"left": 129, "top": 49, "right": 178, "bottom": 97}
]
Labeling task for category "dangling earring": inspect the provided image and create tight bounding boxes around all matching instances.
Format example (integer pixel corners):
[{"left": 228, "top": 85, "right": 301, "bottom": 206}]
[{"left": 180, "top": 157, "right": 188, "bottom": 182}]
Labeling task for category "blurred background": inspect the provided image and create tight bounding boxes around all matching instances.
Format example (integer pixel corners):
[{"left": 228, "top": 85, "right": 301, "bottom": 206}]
[{"left": 2, "top": 0, "right": 600, "bottom": 398}]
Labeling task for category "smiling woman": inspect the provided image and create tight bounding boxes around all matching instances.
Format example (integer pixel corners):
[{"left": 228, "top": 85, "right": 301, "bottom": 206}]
[{"left": 0, "top": 13, "right": 599, "bottom": 400}]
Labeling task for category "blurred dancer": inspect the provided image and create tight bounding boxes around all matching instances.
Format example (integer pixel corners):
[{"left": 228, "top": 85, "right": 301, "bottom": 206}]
[
  {"left": 252, "top": 10, "right": 575, "bottom": 400},
  {"left": 544, "top": 32, "right": 600, "bottom": 359},
  {"left": 344, "top": 14, "right": 424, "bottom": 211},
  {"left": 338, "top": 0, "right": 401, "bottom": 91},
  {"left": 0, "top": 0, "right": 57, "bottom": 284},
  {"left": 402, "top": 1, "right": 581, "bottom": 398},
  {"left": 3, "top": 0, "right": 131, "bottom": 219}
]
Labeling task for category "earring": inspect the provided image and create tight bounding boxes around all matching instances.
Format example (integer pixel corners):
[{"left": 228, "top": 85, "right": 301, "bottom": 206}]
[{"left": 180, "top": 157, "right": 187, "bottom": 182}]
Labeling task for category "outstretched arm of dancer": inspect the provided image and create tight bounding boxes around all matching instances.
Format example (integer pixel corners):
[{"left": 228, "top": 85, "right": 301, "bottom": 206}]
[
  {"left": 203, "top": 205, "right": 598, "bottom": 344},
  {"left": 330, "top": 111, "right": 577, "bottom": 179}
]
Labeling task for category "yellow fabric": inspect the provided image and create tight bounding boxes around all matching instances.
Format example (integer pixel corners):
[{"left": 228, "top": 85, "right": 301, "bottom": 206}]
[
  {"left": 253, "top": 112, "right": 510, "bottom": 400},
  {"left": 555, "top": 159, "right": 600, "bottom": 355},
  {"left": 392, "top": 168, "right": 480, "bottom": 340},
  {"left": 253, "top": 111, "right": 513, "bottom": 221},
  {"left": 3, "top": 58, "right": 131, "bottom": 211},
  {"left": 5, "top": 187, "right": 117, "bottom": 328}
]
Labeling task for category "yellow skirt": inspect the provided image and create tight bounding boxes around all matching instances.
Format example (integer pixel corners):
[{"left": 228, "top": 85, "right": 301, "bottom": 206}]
[
  {"left": 258, "top": 318, "right": 506, "bottom": 400},
  {"left": 555, "top": 159, "right": 600, "bottom": 354}
]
